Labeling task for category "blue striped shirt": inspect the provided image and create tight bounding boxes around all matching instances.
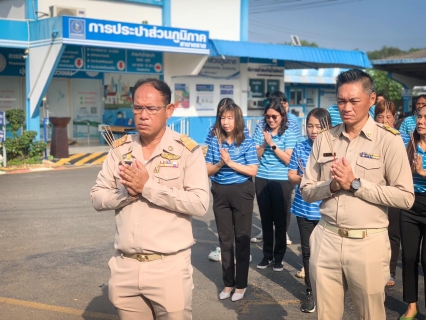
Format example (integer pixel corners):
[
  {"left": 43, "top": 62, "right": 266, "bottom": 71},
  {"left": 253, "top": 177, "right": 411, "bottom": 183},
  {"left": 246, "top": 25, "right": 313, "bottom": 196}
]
[
  {"left": 401, "top": 133, "right": 411, "bottom": 146},
  {"left": 288, "top": 139, "right": 321, "bottom": 220},
  {"left": 402, "top": 138, "right": 426, "bottom": 194},
  {"left": 205, "top": 134, "right": 258, "bottom": 184},
  {"left": 254, "top": 128, "right": 298, "bottom": 180},
  {"left": 399, "top": 115, "right": 416, "bottom": 135},
  {"left": 205, "top": 124, "right": 251, "bottom": 145},
  {"left": 327, "top": 104, "right": 376, "bottom": 126}
]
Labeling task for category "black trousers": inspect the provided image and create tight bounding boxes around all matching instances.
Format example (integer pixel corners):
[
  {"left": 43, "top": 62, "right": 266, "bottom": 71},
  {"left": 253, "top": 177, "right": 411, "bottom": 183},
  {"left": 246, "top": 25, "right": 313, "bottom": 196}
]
[
  {"left": 388, "top": 206, "right": 401, "bottom": 279},
  {"left": 296, "top": 216, "right": 319, "bottom": 292},
  {"left": 255, "top": 177, "right": 292, "bottom": 262},
  {"left": 212, "top": 180, "right": 255, "bottom": 289},
  {"left": 400, "top": 193, "right": 426, "bottom": 305}
]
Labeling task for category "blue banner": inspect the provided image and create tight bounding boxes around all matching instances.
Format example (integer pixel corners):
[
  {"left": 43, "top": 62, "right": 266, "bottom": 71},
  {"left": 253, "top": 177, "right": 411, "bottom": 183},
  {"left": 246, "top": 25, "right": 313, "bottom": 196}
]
[
  {"left": 0, "top": 129, "right": 4, "bottom": 142},
  {"left": 0, "top": 111, "right": 4, "bottom": 127},
  {"left": 57, "top": 45, "right": 84, "bottom": 70},
  {"left": 62, "top": 16, "right": 210, "bottom": 54},
  {"left": 86, "top": 46, "right": 126, "bottom": 72}
]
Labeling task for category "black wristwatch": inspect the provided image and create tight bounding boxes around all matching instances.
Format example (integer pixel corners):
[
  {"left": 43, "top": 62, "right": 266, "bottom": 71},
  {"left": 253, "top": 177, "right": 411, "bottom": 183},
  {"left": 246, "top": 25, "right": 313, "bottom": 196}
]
[
  {"left": 270, "top": 145, "right": 277, "bottom": 151},
  {"left": 350, "top": 178, "right": 361, "bottom": 192}
]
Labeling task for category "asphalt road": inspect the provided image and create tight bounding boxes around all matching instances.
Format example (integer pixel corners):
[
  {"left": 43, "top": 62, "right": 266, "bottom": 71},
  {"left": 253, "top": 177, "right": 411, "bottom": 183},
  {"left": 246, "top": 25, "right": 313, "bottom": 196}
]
[{"left": 0, "top": 167, "right": 424, "bottom": 320}]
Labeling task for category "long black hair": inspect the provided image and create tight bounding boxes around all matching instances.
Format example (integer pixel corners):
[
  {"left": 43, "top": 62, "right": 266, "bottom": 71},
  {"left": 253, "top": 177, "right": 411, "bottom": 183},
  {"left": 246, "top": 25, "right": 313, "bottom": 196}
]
[
  {"left": 263, "top": 99, "right": 288, "bottom": 136},
  {"left": 306, "top": 108, "right": 331, "bottom": 128},
  {"left": 406, "top": 105, "right": 426, "bottom": 169}
]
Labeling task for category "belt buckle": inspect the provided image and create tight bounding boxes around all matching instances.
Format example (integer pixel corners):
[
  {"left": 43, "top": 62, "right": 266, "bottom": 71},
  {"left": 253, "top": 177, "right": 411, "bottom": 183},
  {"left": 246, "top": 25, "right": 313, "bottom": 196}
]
[
  {"left": 136, "top": 254, "right": 149, "bottom": 262},
  {"left": 338, "top": 228, "right": 349, "bottom": 238}
]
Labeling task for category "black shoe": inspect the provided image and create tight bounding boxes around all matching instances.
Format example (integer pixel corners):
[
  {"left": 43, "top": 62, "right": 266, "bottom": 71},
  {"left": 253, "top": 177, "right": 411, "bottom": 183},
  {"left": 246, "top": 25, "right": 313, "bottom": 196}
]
[
  {"left": 273, "top": 261, "right": 284, "bottom": 272},
  {"left": 300, "top": 291, "right": 316, "bottom": 313},
  {"left": 256, "top": 258, "right": 272, "bottom": 269}
]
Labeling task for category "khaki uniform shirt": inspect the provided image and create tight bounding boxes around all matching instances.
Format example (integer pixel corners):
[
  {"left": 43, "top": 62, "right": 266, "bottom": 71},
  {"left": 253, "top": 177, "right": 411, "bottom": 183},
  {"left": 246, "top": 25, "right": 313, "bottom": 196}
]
[
  {"left": 91, "top": 127, "right": 210, "bottom": 254},
  {"left": 301, "top": 116, "right": 414, "bottom": 229}
]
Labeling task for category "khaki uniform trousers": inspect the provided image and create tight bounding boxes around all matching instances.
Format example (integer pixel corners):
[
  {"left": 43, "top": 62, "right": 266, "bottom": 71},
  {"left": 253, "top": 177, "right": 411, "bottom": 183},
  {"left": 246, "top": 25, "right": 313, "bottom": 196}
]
[
  {"left": 309, "top": 224, "right": 390, "bottom": 320},
  {"left": 108, "top": 248, "right": 193, "bottom": 320}
]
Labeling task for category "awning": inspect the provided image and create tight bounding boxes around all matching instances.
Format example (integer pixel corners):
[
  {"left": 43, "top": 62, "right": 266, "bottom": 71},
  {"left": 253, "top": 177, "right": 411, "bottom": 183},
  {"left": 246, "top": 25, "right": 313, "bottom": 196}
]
[
  {"left": 372, "top": 49, "right": 426, "bottom": 80},
  {"left": 284, "top": 68, "right": 348, "bottom": 84},
  {"left": 210, "top": 39, "right": 371, "bottom": 69}
]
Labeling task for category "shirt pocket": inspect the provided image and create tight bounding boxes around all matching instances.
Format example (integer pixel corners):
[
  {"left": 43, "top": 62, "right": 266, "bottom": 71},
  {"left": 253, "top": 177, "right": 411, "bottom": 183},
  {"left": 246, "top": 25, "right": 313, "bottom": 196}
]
[
  {"left": 154, "top": 167, "right": 181, "bottom": 187},
  {"left": 317, "top": 156, "right": 334, "bottom": 181},
  {"left": 355, "top": 157, "right": 383, "bottom": 182}
]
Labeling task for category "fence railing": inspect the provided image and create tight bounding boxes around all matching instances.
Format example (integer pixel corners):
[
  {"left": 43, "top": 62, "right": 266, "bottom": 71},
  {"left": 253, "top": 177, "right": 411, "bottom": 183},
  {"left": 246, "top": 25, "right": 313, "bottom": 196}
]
[{"left": 167, "top": 116, "right": 306, "bottom": 144}]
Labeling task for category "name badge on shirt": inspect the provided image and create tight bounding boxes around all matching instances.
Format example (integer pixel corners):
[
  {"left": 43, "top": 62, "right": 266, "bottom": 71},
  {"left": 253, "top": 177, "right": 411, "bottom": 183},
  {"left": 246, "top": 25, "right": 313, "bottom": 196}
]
[
  {"left": 360, "top": 152, "right": 380, "bottom": 160},
  {"left": 323, "top": 152, "right": 336, "bottom": 157}
]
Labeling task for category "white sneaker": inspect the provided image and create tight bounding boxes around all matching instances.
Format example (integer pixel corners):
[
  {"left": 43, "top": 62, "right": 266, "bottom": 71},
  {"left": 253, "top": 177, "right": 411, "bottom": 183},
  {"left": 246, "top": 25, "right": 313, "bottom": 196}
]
[
  {"left": 208, "top": 247, "right": 221, "bottom": 262},
  {"left": 251, "top": 231, "right": 263, "bottom": 243},
  {"left": 286, "top": 233, "right": 292, "bottom": 245},
  {"left": 296, "top": 266, "right": 305, "bottom": 279}
]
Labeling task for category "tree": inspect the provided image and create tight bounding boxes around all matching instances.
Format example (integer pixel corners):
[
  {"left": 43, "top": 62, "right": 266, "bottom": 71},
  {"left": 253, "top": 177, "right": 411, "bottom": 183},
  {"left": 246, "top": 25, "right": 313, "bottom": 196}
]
[
  {"left": 366, "top": 46, "right": 424, "bottom": 60},
  {"left": 366, "top": 69, "right": 402, "bottom": 100},
  {"left": 281, "top": 39, "right": 319, "bottom": 47}
]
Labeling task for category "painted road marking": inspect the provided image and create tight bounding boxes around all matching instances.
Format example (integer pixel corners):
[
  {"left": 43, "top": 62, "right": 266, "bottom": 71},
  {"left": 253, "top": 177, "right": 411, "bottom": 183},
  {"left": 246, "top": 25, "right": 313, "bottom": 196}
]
[
  {"left": 91, "top": 154, "right": 108, "bottom": 165},
  {"left": 54, "top": 153, "right": 87, "bottom": 166},
  {"left": 74, "top": 152, "right": 103, "bottom": 165},
  {"left": 0, "top": 296, "right": 118, "bottom": 319}
]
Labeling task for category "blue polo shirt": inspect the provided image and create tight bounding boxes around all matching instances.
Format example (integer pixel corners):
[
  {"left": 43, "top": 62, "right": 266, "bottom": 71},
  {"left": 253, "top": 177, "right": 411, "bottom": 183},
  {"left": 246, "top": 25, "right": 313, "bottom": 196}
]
[
  {"left": 327, "top": 104, "right": 376, "bottom": 126},
  {"left": 205, "top": 124, "right": 251, "bottom": 145},
  {"left": 327, "top": 105, "right": 341, "bottom": 126},
  {"left": 253, "top": 127, "right": 297, "bottom": 180},
  {"left": 288, "top": 139, "right": 321, "bottom": 220},
  {"left": 205, "top": 134, "right": 258, "bottom": 185},
  {"left": 399, "top": 115, "right": 416, "bottom": 135},
  {"left": 401, "top": 133, "right": 410, "bottom": 146}
]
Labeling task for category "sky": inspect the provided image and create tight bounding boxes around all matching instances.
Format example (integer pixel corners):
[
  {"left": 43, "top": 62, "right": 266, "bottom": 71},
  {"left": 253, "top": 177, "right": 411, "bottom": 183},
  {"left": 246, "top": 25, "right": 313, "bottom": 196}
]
[{"left": 249, "top": 0, "right": 426, "bottom": 52}]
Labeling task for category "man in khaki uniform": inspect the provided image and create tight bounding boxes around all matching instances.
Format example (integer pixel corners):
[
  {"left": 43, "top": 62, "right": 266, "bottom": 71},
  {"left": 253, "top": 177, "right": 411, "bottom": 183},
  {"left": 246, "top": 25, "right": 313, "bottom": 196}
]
[
  {"left": 91, "top": 78, "right": 209, "bottom": 320},
  {"left": 301, "top": 69, "right": 414, "bottom": 320}
]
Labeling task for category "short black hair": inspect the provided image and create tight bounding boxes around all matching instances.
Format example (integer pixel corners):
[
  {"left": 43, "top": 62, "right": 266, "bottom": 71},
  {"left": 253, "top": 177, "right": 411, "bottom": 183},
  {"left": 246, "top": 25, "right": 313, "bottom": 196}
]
[
  {"left": 417, "top": 94, "right": 426, "bottom": 102},
  {"left": 268, "top": 91, "right": 287, "bottom": 103},
  {"left": 336, "top": 69, "right": 374, "bottom": 95},
  {"left": 132, "top": 78, "right": 172, "bottom": 104}
]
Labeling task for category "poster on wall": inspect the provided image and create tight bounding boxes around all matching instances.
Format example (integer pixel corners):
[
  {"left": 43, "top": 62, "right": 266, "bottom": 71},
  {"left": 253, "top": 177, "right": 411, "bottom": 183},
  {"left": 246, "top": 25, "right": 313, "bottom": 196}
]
[
  {"left": 195, "top": 84, "right": 214, "bottom": 111},
  {"left": 174, "top": 83, "right": 190, "bottom": 108},
  {"left": 267, "top": 79, "right": 280, "bottom": 93},
  {"left": 72, "top": 79, "right": 102, "bottom": 124},
  {"left": 0, "top": 77, "right": 20, "bottom": 112},
  {"left": 249, "top": 79, "right": 265, "bottom": 98},
  {"left": 220, "top": 85, "right": 234, "bottom": 101}
]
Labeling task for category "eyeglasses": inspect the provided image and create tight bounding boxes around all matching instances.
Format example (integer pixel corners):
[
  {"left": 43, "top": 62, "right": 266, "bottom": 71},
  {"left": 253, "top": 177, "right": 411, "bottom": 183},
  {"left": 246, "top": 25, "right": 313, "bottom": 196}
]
[
  {"left": 131, "top": 104, "right": 167, "bottom": 115},
  {"left": 264, "top": 114, "right": 279, "bottom": 120}
]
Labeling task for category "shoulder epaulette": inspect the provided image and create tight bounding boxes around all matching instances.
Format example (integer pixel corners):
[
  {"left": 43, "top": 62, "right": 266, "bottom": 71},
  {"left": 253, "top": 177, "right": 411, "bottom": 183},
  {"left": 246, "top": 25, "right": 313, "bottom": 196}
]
[
  {"left": 113, "top": 134, "right": 129, "bottom": 148},
  {"left": 381, "top": 123, "right": 400, "bottom": 135},
  {"left": 180, "top": 134, "right": 199, "bottom": 152}
]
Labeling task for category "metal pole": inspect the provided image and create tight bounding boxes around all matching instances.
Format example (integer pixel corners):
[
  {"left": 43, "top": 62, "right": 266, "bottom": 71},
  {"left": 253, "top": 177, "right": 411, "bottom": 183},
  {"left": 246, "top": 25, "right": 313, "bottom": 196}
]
[{"left": 2, "top": 125, "right": 6, "bottom": 167}]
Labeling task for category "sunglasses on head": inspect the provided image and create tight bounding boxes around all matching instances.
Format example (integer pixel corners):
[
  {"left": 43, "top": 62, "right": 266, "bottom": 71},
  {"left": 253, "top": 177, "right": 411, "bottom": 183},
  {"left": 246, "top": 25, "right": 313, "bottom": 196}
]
[{"left": 264, "top": 115, "right": 279, "bottom": 120}]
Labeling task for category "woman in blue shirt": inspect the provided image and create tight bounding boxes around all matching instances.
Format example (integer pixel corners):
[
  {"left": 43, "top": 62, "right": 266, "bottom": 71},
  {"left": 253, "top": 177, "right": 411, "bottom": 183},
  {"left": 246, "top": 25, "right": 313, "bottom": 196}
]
[
  {"left": 205, "top": 103, "right": 258, "bottom": 302},
  {"left": 400, "top": 105, "right": 426, "bottom": 320},
  {"left": 288, "top": 108, "right": 330, "bottom": 314},
  {"left": 253, "top": 99, "right": 297, "bottom": 272},
  {"left": 374, "top": 100, "right": 409, "bottom": 288}
]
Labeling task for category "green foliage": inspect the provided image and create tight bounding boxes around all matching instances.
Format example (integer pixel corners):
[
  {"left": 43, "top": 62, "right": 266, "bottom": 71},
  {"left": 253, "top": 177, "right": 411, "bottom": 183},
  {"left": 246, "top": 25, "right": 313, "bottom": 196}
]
[
  {"left": 3, "top": 109, "right": 46, "bottom": 165},
  {"left": 281, "top": 39, "right": 319, "bottom": 47},
  {"left": 30, "top": 141, "right": 47, "bottom": 158},
  {"left": 366, "top": 69, "right": 402, "bottom": 100},
  {"left": 5, "top": 109, "right": 25, "bottom": 138},
  {"left": 367, "top": 46, "right": 424, "bottom": 60}
]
